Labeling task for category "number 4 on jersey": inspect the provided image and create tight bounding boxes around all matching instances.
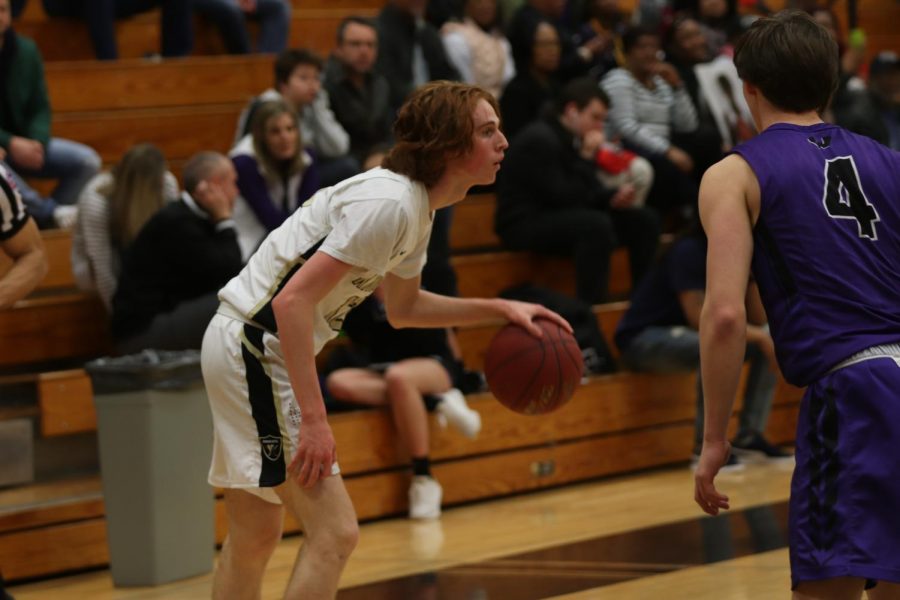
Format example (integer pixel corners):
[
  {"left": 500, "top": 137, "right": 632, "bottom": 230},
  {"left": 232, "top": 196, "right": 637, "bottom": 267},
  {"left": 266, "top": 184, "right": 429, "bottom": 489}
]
[{"left": 822, "top": 156, "right": 881, "bottom": 240}]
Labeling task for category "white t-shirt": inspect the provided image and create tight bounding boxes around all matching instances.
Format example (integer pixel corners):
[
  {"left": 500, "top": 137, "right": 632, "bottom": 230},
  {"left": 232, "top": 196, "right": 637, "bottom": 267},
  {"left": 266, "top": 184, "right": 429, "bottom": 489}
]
[{"left": 218, "top": 168, "right": 433, "bottom": 353}]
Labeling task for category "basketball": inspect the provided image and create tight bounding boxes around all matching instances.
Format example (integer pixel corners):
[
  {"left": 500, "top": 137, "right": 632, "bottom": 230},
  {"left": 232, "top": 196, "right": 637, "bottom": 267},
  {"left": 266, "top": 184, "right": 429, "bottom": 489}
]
[{"left": 484, "top": 318, "right": 584, "bottom": 415}]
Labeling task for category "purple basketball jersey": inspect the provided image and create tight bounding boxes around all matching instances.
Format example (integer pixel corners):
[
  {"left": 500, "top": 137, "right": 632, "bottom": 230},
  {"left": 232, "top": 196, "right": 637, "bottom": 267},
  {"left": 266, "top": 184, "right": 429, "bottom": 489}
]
[{"left": 732, "top": 123, "right": 900, "bottom": 387}]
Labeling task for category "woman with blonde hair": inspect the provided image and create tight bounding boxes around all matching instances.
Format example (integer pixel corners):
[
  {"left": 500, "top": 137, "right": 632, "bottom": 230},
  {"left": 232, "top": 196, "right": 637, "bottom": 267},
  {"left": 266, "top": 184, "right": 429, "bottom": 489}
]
[
  {"left": 229, "top": 99, "right": 320, "bottom": 260},
  {"left": 71, "top": 143, "right": 176, "bottom": 310}
]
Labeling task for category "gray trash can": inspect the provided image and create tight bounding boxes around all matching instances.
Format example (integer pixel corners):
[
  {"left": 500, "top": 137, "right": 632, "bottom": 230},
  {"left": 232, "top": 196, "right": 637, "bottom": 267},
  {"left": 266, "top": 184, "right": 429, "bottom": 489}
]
[{"left": 87, "top": 350, "right": 215, "bottom": 586}]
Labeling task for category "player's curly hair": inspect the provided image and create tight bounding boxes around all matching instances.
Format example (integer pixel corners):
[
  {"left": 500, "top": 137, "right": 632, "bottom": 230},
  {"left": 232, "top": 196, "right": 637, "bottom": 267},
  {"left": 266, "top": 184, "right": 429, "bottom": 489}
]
[{"left": 382, "top": 81, "right": 500, "bottom": 188}]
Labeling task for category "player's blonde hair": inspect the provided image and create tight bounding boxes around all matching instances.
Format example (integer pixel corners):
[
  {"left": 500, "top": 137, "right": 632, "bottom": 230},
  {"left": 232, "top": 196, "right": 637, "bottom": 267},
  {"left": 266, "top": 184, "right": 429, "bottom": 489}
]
[{"left": 382, "top": 81, "right": 500, "bottom": 188}]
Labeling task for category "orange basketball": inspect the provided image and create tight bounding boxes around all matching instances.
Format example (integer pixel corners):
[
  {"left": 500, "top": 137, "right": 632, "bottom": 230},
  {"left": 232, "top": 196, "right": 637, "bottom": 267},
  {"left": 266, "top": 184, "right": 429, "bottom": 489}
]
[{"left": 484, "top": 318, "right": 583, "bottom": 415}]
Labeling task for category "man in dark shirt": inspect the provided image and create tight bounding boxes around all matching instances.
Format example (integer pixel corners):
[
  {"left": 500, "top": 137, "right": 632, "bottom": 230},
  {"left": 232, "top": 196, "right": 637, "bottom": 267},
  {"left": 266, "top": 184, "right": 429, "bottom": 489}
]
[
  {"left": 375, "top": 0, "right": 460, "bottom": 114},
  {"left": 323, "top": 16, "right": 393, "bottom": 170},
  {"left": 614, "top": 231, "right": 787, "bottom": 465},
  {"left": 111, "top": 152, "right": 243, "bottom": 354},
  {"left": 496, "top": 77, "right": 659, "bottom": 303}
]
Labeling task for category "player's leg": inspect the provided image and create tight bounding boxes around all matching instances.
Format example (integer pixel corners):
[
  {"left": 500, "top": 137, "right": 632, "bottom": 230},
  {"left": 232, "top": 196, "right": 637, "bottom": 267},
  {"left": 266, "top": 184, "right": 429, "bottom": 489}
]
[
  {"left": 275, "top": 474, "right": 359, "bottom": 600},
  {"left": 792, "top": 577, "right": 865, "bottom": 600},
  {"left": 213, "top": 489, "right": 285, "bottom": 600},
  {"left": 867, "top": 581, "right": 900, "bottom": 599},
  {"left": 791, "top": 354, "right": 900, "bottom": 595}
]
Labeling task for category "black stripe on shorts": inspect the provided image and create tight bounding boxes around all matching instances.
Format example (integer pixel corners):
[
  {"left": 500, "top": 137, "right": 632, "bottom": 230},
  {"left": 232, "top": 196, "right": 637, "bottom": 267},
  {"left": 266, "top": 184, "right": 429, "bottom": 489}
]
[{"left": 241, "top": 323, "right": 286, "bottom": 487}]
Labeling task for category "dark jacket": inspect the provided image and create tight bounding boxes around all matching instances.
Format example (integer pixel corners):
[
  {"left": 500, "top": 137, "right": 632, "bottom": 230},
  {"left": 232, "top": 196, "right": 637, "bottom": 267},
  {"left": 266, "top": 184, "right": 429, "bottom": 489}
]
[
  {"left": 322, "top": 56, "right": 394, "bottom": 163},
  {"left": 111, "top": 198, "right": 243, "bottom": 340},
  {"left": 834, "top": 89, "right": 894, "bottom": 149},
  {"left": 0, "top": 30, "right": 52, "bottom": 150},
  {"left": 495, "top": 115, "right": 614, "bottom": 233},
  {"left": 498, "top": 70, "right": 559, "bottom": 141},
  {"left": 375, "top": 3, "right": 460, "bottom": 112}
]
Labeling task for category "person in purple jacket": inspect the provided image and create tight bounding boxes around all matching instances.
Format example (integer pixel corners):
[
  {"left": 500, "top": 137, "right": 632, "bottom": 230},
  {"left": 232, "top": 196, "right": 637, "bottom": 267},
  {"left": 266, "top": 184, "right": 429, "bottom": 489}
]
[
  {"left": 694, "top": 11, "right": 900, "bottom": 599},
  {"left": 229, "top": 99, "right": 321, "bottom": 261}
]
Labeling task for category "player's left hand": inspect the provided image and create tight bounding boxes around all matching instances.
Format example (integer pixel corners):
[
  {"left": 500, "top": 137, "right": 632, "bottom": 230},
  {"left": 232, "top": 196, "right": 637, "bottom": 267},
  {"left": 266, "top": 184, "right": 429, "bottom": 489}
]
[
  {"left": 694, "top": 440, "right": 732, "bottom": 516},
  {"left": 498, "top": 299, "right": 573, "bottom": 338}
]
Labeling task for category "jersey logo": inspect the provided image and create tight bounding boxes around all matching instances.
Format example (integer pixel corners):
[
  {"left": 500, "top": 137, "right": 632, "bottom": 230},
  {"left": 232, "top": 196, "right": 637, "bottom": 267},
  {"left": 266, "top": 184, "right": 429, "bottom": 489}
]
[
  {"left": 807, "top": 135, "right": 831, "bottom": 149},
  {"left": 821, "top": 156, "right": 881, "bottom": 240}
]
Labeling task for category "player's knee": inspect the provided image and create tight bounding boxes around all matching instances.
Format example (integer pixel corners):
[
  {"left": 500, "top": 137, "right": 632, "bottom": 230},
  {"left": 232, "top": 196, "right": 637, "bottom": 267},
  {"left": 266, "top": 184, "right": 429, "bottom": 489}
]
[
  {"left": 321, "top": 517, "right": 359, "bottom": 561},
  {"left": 225, "top": 524, "right": 282, "bottom": 564}
]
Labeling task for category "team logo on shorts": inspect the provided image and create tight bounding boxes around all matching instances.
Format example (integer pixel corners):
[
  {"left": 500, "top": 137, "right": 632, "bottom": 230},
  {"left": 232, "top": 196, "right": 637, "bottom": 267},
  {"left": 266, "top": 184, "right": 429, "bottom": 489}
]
[{"left": 260, "top": 435, "right": 283, "bottom": 462}]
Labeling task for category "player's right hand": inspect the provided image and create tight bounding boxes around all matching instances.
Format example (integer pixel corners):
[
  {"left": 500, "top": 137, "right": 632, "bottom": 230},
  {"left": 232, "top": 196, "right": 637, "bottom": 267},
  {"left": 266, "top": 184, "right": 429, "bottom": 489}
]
[
  {"left": 694, "top": 440, "right": 731, "bottom": 516},
  {"left": 289, "top": 419, "right": 337, "bottom": 488}
]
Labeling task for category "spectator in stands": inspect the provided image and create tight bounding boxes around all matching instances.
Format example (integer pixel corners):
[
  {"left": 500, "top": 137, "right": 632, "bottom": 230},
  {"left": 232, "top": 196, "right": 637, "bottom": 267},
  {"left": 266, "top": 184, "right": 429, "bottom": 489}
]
[
  {"left": 236, "top": 48, "right": 359, "bottom": 188},
  {"left": 835, "top": 51, "right": 900, "bottom": 151},
  {"left": 811, "top": 5, "right": 866, "bottom": 95},
  {"left": 70, "top": 143, "right": 177, "bottom": 312},
  {"left": 375, "top": 0, "right": 460, "bottom": 114},
  {"left": 230, "top": 99, "right": 319, "bottom": 260},
  {"left": 499, "top": 18, "right": 561, "bottom": 140},
  {"left": 664, "top": 15, "right": 727, "bottom": 175},
  {"left": 323, "top": 16, "right": 393, "bottom": 170},
  {"left": 325, "top": 290, "right": 481, "bottom": 520},
  {"left": 496, "top": 78, "right": 660, "bottom": 304},
  {"left": 601, "top": 26, "right": 699, "bottom": 219},
  {"left": 687, "top": 0, "right": 746, "bottom": 57},
  {"left": 571, "top": 0, "right": 629, "bottom": 80},
  {"left": 14, "top": 0, "right": 194, "bottom": 60},
  {"left": 111, "top": 152, "right": 243, "bottom": 354},
  {"left": 0, "top": 161, "right": 46, "bottom": 309},
  {"left": 193, "top": 0, "right": 290, "bottom": 55},
  {"left": 441, "top": 0, "right": 516, "bottom": 99},
  {"left": 615, "top": 228, "right": 790, "bottom": 467},
  {"left": 0, "top": 0, "right": 101, "bottom": 226},
  {"left": 507, "top": 0, "right": 602, "bottom": 82}
]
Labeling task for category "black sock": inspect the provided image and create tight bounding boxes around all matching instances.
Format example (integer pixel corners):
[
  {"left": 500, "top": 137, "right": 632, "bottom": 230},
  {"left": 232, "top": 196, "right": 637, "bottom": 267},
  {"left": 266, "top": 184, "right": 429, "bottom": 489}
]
[
  {"left": 423, "top": 394, "right": 440, "bottom": 412},
  {"left": 412, "top": 456, "right": 431, "bottom": 477}
]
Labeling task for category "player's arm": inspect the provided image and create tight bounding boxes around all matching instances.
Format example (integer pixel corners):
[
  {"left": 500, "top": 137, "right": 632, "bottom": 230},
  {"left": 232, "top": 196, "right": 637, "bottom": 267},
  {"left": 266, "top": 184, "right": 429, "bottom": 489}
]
[
  {"left": 0, "top": 219, "right": 48, "bottom": 310},
  {"left": 694, "top": 154, "right": 758, "bottom": 516},
  {"left": 382, "top": 272, "right": 572, "bottom": 338},
  {"left": 272, "top": 250, "right": 353, "bottom": 488}
]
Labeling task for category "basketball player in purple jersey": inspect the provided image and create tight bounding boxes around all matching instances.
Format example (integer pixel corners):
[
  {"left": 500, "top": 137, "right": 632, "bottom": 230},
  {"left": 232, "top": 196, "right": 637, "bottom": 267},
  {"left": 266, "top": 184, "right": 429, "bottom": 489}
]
[{"left": 692, "top": 11, "right": 900, "bottom": 600}]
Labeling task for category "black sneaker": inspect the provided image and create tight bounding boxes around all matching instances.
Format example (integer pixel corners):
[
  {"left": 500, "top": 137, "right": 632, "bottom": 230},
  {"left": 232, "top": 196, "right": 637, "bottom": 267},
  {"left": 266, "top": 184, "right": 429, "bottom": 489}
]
[
  {"left": 691, "top": 451, "right": 745, "bottom": 473},
  {"left": 731, "top": 432, "right": 793, "bottom": 463}
]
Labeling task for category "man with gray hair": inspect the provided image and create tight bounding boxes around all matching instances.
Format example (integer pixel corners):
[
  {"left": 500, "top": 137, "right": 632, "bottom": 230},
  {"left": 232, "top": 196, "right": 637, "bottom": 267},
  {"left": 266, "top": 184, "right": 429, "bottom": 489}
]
[{"left": 110, "top": 152, "right": 243, "bottom": 354}]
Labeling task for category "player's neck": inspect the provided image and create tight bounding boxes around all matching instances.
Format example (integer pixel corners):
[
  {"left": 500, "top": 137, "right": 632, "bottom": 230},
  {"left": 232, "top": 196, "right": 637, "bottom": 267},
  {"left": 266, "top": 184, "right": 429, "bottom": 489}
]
[
  {"left": 426, "top": 175, "right": 470, "bottom": 210},
  {"left": 756, "top": 107, "right": 823, "bottom": 132}
]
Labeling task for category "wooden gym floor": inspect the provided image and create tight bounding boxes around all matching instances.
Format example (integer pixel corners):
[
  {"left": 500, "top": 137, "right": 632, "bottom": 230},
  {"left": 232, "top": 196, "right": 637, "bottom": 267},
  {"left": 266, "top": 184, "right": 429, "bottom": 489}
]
[{"left": 10, "top": 458, "right": 795, "bottom": 599}]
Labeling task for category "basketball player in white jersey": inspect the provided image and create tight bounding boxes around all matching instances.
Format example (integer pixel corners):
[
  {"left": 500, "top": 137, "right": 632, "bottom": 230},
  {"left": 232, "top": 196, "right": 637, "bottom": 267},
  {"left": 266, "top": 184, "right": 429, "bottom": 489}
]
[{"left": 201, "top": 81, "right": 570, "bottom": 599}]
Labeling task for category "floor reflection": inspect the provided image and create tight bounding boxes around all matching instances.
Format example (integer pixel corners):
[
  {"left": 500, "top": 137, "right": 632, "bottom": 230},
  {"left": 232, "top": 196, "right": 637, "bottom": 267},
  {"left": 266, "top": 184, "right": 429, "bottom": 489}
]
[{"left": 338, "top": 502, "right": 789, "bottom": 599}]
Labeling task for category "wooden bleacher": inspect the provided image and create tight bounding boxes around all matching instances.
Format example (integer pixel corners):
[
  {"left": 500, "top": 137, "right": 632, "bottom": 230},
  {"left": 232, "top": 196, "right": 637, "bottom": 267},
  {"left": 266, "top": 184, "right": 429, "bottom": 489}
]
[
  {"left": 13, "top": 0, "right": 383, "bottom": 62},
  {"left": 0, "top": 211, "right": 805, "bottom": 581}
]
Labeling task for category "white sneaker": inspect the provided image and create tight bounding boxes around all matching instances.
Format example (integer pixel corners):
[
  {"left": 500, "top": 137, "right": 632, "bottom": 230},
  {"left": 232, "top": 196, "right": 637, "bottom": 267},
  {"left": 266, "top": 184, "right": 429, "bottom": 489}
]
[
  {"left": 434, "top": 388, "right": 481, "bottom": 439},
  {"left": 408, "top": 476, "right": 442, "bottom": 520},
  {"left": 53, "top": 205, "right": 78, "bottom": 229}
]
